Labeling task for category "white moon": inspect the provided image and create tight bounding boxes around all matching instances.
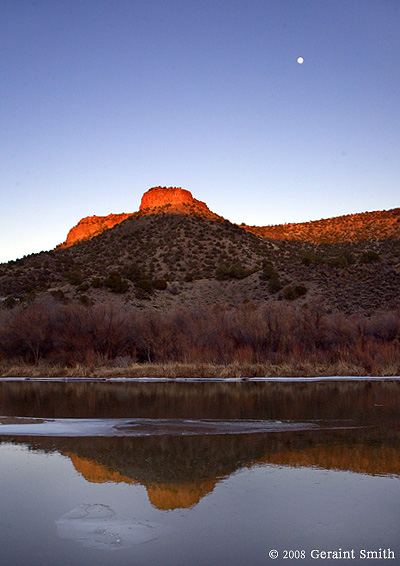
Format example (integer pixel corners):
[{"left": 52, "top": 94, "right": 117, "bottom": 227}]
[{"left": 297, "top": 56, "right": 304, "bottom": 64}]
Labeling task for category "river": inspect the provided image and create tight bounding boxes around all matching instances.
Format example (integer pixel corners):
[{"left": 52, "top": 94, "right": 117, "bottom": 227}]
[{"left": 0, "top": 379, "right": 399, "bottom": 565}]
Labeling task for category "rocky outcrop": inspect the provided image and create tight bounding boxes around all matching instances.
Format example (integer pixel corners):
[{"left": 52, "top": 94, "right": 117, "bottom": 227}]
[
  {"left": 59, "top": 213, "right": 133, "bottom": 248},
  {"left": 58, "top": 187, "right": 222, "bottom": 248},
  {"left": 139, "top": 186, "right": 220, "bottom": 220},
  {"left": 58, "top": 186, "right": 400, "bottom": 250}
]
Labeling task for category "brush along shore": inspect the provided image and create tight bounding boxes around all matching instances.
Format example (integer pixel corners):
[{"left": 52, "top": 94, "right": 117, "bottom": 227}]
[{"left": 1, "top": 360, "right": 399, "bottom": 379}]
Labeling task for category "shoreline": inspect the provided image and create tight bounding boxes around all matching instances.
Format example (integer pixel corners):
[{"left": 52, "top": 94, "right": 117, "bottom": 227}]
[
  {"left": 1, "top": 361, "right": 400, "bottom": 380},
  {"left": 1, "top": 376, "right": 400, "bottom": 383}
]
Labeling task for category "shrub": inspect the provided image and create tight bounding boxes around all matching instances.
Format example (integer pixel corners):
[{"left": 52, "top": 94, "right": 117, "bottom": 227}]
[
  {"left": 260, "top": 260, "right": 278, "bottom": 280},
  {"left": 268, "top": 274, "right": 283, "bottom": 294},
  {"left": 360, "top": 250, "right": 380, "bottom": 263},
  {"left": 134, "top": 278, "right": 154, "bottom": 299},
  {"left": 65, "top": 270, "right": 83, "bottom": 286},
  {"left": 3, "top": 297, "right": 17, "bottom": 309},
  {"left": 50, "top": 289, "right": 66, "bottom": 303},
  {"left": 135, "top": 279, "right": 153, "bottom": 293},
  {"left": 215, "top": 260, "right": 254, "bottom": 280},
  {"left": 283, "top": 286, "right": 297, "bottom": 300},
  {"left": 328, "top": 251, "right": 356, "bottom": 268},
  {"left": 215, "top": 263, "right": 230, "bottom": 280},
  {"left": 104, "top": 272, "right": 129, "bottom": 293},
  {"left": 124, "top": 263, "right": 143, "bottom": 282},
  {"left": 91, "top": 277, "right": 102, "bottom": 288},
  {"left": 301, "top": 253, "right": 313, "bottom": 266},
  {"left": 283, "top": 285, "right": 308, "bottom": 300},
  {"left": 294, "top": 284, "right": 308, "bottom": 297},
  {"left": 153, "top": 279, "right": 168, "bottom": 290},
  {"left": 229, "top": 261, "right": 246, "bottom": 279}
]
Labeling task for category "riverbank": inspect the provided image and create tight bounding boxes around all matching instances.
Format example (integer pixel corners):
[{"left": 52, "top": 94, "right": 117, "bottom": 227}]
[{"left": 1, "top": 360, "right": 399, "bottom": 379}]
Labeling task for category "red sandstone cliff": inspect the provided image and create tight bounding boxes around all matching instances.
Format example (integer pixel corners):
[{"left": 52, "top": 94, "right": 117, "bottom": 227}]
[
  {"left": 58, "top": 186, "right": 400, "bottom": 249},
  {"left": 58, "top": 213, "right": 134, "bottom": 248},
  {"left": 139, "top": 186, "right": 221, "bottom": 220},
  {"left": 58, "top": 187, "right": 222, "bottom": 248}
]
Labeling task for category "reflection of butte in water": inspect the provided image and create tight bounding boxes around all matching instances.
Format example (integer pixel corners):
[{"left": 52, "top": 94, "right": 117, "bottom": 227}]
[
  {"left": 65, "top": 453, "right": 217, "bottom": 510},
  {"left": 64, "top": 437, "right": 400, "bottom": 511}
]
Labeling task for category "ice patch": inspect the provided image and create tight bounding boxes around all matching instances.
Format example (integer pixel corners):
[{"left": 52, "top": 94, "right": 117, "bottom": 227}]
[
  {"left": 0, "top": 417, "right": 125, "bottom": 437},
  {"left": 0, "top": 416, "right": 345, "bottom": 437},
  {"left": 56, "top": 504, "right": 161, "bottom": 550}
]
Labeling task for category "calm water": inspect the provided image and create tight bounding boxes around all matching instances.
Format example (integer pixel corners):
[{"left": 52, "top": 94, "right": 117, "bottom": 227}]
[{"left": 0, "top": 380, "right": 399, "bottom": 566}]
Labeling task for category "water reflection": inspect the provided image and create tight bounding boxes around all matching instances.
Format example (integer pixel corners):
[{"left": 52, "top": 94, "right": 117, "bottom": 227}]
[
  {"left": 2, "top": 427, "right": 400, "bottom": 511},
  {"left": 1, "top": 380, "right": 399, "bottom": 512},
  {"left": 1, "top": 380, "right": 399, "bottom": 422}
]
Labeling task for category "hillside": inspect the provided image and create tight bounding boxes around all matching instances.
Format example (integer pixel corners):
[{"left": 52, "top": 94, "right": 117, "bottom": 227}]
[
  {"left": 58, "top": 186, "right": 222, "bottom": 248},
  {"left": 242, "top": 208, "right": 400, "bottom": 244},
  {"left": 1, "top": 186, "right": 400, "bottom": 314}
]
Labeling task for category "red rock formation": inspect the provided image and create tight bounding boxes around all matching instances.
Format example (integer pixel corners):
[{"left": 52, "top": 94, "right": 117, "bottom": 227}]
[
  {"left": 58, "top": 187, "right": 222, "bottom": 248},
  {"left": 139, "top": 186, "right": 219, "bottom": 220},
  {"left": 59, "top": 213, "right": 133, "bottom": 248},
  {"left": 58, "top": 185, "right": 400, "bottom": 250}
]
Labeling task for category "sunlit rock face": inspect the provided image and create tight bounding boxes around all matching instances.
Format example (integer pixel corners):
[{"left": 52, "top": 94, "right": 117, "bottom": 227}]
[
  {"left": 60, "top": 213, "right": 133, "bottom": 248},
  {"left": 58, "top": 186, "right": 222, "bottom": 248},
  {"left": 139, "top": 186, "right": 220, "bottom": 220}
]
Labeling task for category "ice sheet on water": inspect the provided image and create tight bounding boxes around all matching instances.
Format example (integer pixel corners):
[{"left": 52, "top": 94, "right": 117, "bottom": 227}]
[
  {"left": 56, "top": 504, "right": 161, "bottom": 550},
  {"left": 0, "top": 416, "right": 334, "bottom": 437},
  {"left": 0, "top": 416, "right": 126, "bottom": 436},
  {"left": 1, "top": 376, "right": 399, "bottom": 382}
]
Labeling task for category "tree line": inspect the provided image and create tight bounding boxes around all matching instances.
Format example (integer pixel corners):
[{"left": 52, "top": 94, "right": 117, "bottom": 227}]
[{"left": 0, "top": 300, "right": 399, "bottom": 372}]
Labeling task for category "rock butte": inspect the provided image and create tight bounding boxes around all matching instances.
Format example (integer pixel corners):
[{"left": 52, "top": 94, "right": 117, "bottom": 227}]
[
  {"left": 59, "top": 186, "right": 222, "bottom": 249},
  {"left": 61, "top": 213, "right": 133, "bottom": 247},
  {"left": 139, "top": 186, "right": 215, "bottom": 217},
  {"left": 58, "top": 186, "right": 400, "bottom": 249}
]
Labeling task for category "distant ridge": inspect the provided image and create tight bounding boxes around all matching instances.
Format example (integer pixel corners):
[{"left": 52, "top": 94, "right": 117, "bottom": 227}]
[
  {"left": 242, "top": 208, "right": 400, "bottom": 244},
  {"left": 1, "top": 185, "right": 400, "bottom": 314},
  {"left": 58, "top": 186, "right": 400, "bottom": 249}
]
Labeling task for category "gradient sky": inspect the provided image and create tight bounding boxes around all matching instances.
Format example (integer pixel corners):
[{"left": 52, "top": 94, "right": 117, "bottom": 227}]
[{"left": 1, "top": 0, "right": 399, "bottom": 263}]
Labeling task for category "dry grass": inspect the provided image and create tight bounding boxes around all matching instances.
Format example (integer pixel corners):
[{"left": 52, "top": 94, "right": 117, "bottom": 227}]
[{"left": 0, "top": 359, "right": 398, "bottom": 379}]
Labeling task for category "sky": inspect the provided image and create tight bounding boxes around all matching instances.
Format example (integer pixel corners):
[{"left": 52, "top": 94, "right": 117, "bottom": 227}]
[{"left": 1, "top": 0, "right": 399, "bottom": 263}]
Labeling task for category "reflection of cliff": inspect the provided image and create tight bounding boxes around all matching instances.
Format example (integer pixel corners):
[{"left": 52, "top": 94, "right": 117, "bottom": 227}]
[
  {"left": 146, "top": 480, "right": 216, "bottom": 510},
  {"left": 66, "top": 452, "right": 216, "bottom": 510},
  {"left": 263, "top": 444, "right": 400, "bottom": 477},
  {"left": 2, "top": 380, "right": 400, "bottom": 510},
  {"left": 47, "top": 425, "right": 400, "bottom": 511},
  {"left": 66, "top": 453, "right": 136, "bottom": 485}
]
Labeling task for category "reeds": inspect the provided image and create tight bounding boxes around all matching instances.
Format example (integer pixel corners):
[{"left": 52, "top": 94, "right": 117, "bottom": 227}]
[{"left": 1, "top": 300, "right": 399, "bottom": 376}]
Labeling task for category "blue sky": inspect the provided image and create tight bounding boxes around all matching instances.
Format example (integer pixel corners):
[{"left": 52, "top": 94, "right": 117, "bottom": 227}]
[{"left": 1, "top": 0, "right": 399, "bottom": 263}]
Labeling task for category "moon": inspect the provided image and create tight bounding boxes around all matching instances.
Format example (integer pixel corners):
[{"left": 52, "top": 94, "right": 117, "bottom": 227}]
[{"left": 297, "top": 56, "right": 304, "bottom": 64}]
